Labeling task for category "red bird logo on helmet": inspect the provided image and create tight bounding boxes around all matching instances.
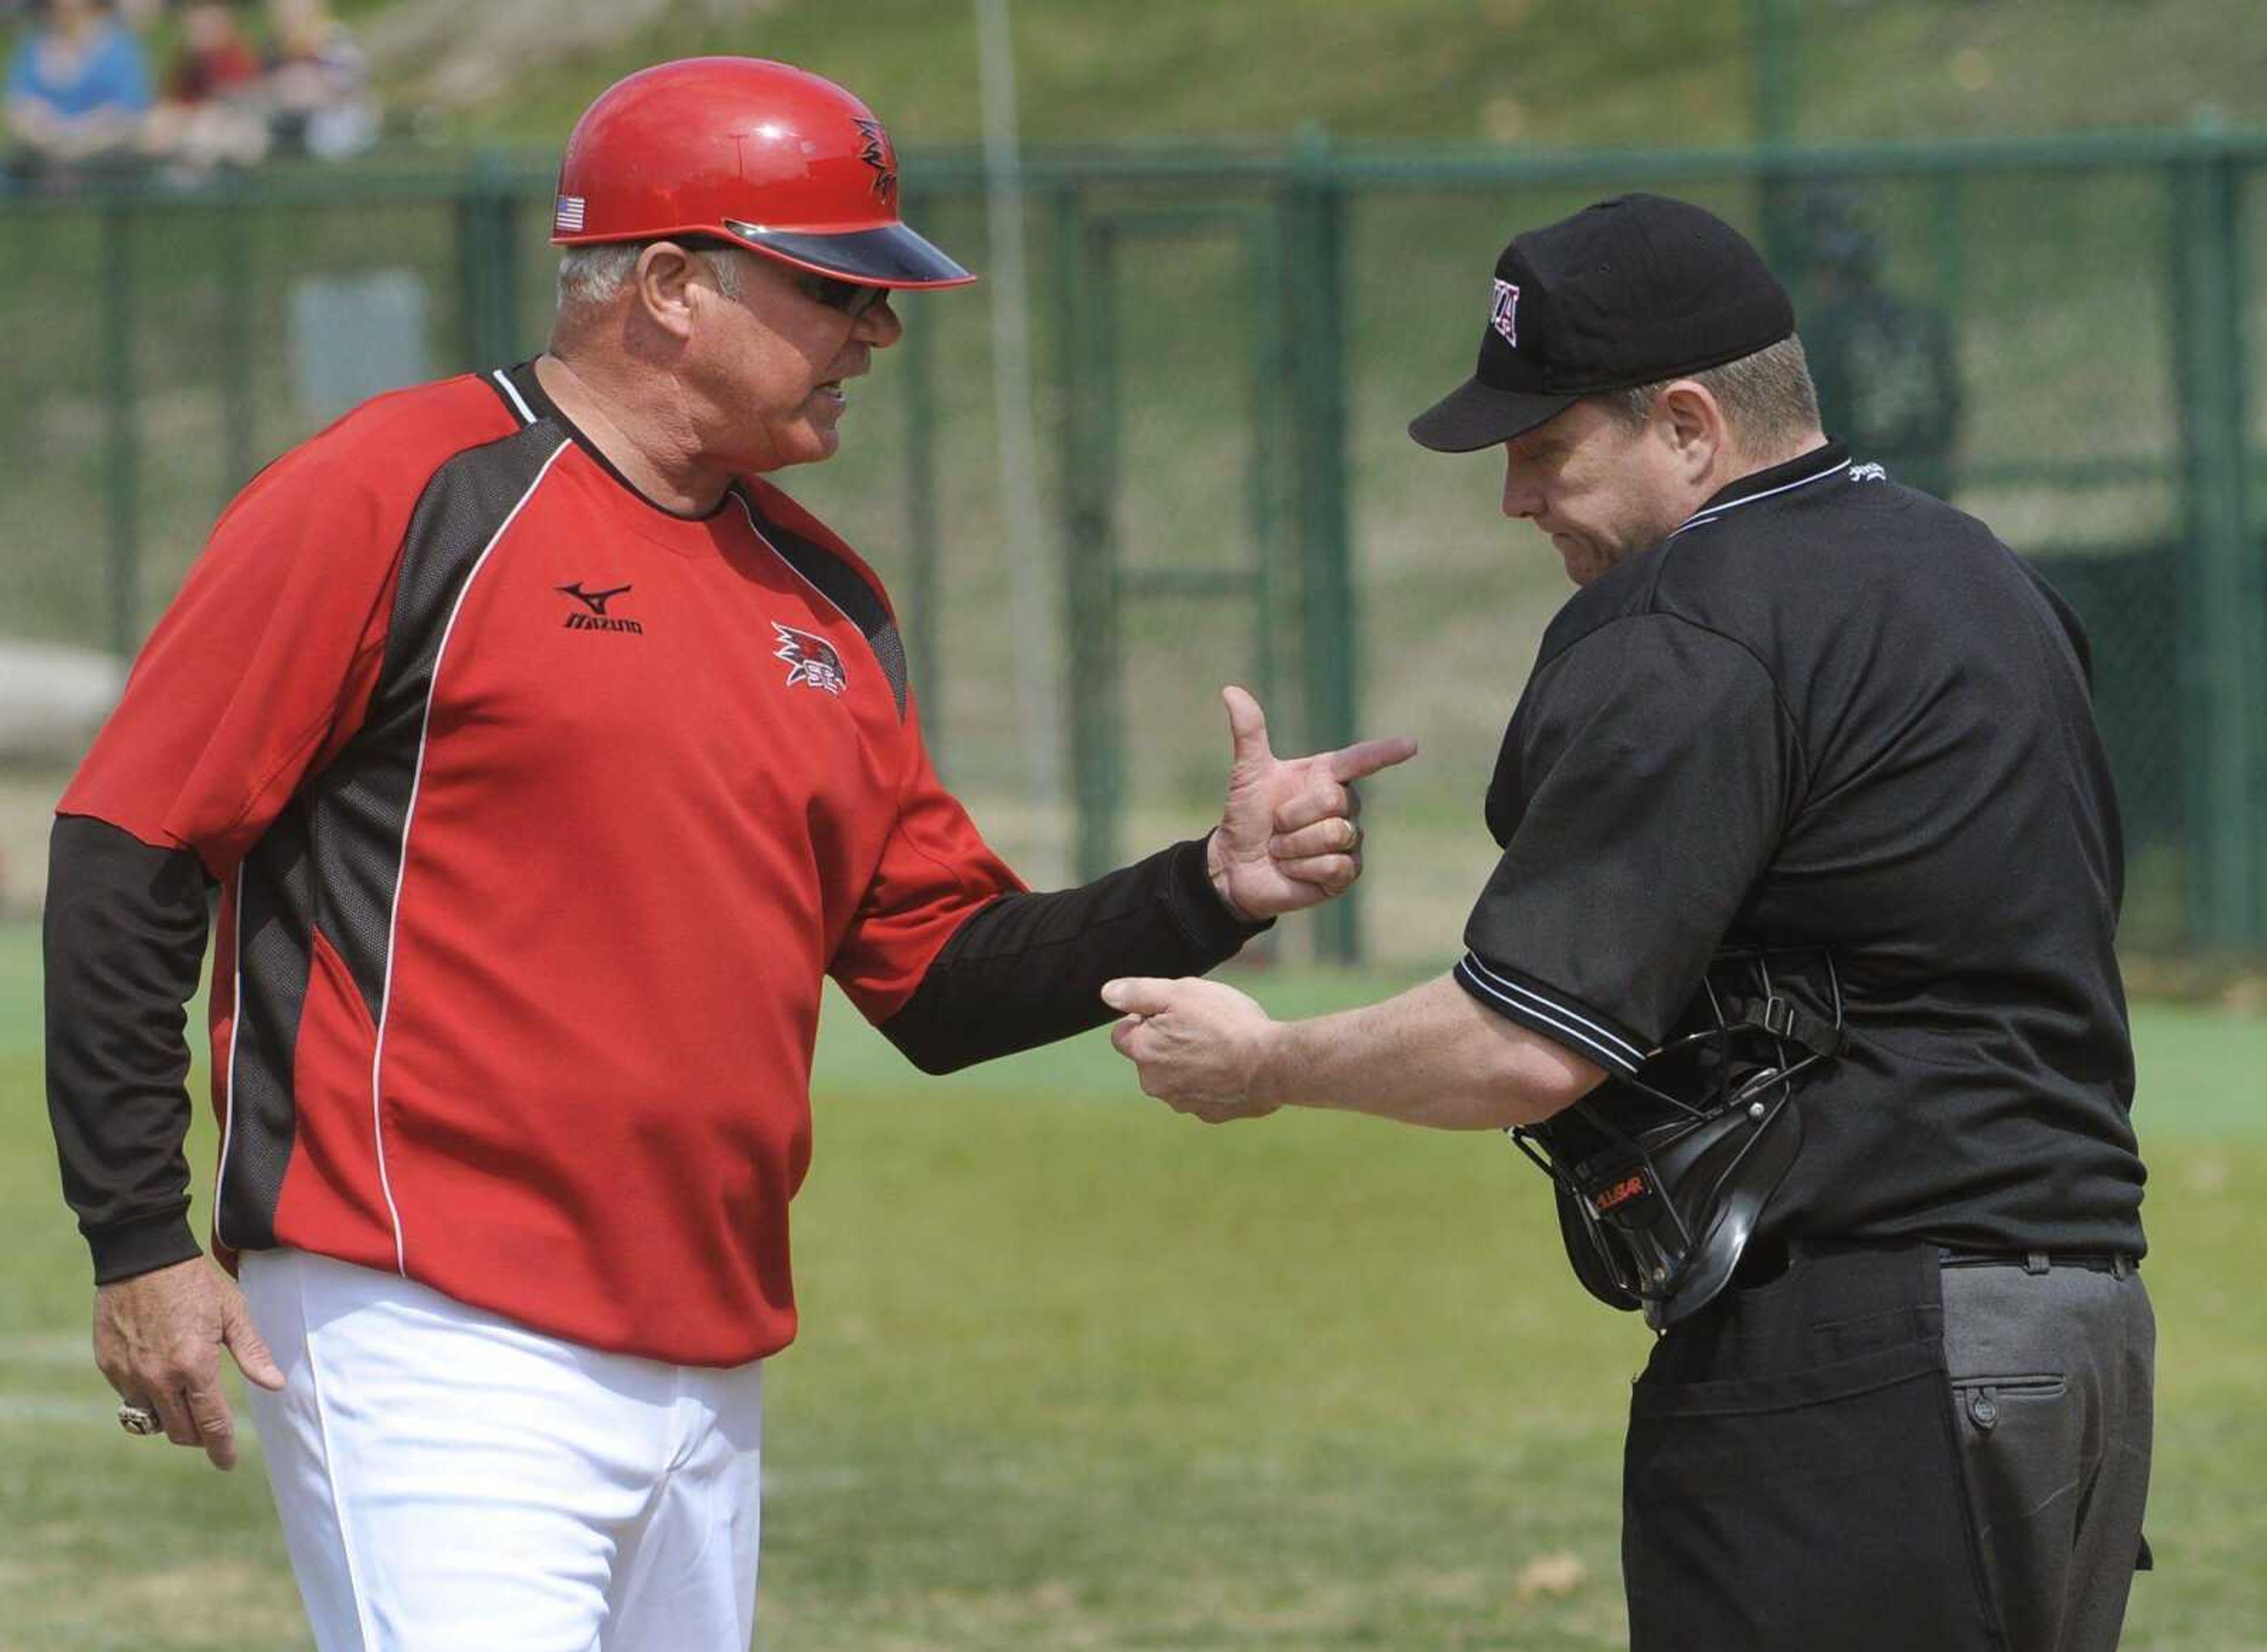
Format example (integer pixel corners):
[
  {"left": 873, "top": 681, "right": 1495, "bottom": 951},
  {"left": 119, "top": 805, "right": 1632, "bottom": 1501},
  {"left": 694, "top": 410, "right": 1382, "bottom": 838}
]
[{"left": 852, "top": 117, "right": 898, "bottom": 207}]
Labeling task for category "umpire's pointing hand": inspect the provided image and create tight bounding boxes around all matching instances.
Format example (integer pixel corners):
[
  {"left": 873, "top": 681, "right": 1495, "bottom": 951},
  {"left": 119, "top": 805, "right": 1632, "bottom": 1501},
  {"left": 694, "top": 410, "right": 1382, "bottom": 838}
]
[{"left": 1207, "top": 685, "right": 1417, "bottom": 920}]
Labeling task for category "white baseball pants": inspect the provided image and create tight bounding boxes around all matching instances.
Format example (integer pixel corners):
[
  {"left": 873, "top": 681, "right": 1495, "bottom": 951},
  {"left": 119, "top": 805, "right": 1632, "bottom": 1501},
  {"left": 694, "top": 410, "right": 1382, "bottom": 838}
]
[{"left": 240, "top": 1249, "right": 765, "bottom": 1652}]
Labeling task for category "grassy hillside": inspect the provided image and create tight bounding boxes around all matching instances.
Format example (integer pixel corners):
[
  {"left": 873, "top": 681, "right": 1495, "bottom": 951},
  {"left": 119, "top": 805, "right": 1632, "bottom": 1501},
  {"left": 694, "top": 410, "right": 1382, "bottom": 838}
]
[{"left": 350, "top": 0, "right": 2267, "bottom": 152}]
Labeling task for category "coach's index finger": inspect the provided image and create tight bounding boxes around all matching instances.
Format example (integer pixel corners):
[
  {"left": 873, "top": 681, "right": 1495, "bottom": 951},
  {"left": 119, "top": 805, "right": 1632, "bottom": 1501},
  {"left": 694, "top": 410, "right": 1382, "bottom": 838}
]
[{"left": 1327, "top": 734, "right": 1419, "bottom": 783}]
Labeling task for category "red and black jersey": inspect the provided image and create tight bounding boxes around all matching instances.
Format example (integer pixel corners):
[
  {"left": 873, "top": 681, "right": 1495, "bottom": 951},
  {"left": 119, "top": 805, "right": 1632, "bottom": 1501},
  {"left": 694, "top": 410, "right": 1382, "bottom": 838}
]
[{"left": 49, "top": 363, "right": 1260, "bottom": 1364}]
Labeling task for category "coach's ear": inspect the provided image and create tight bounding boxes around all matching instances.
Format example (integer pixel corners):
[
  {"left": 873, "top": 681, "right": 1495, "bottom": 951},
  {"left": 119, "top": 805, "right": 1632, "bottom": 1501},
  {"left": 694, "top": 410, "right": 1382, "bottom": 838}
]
[
  {"left": 632, "top": 241, "right": 705, "bottom": 343},
  {"left": 1651, "top": 380, "right": 1726, "bottom": 487}
]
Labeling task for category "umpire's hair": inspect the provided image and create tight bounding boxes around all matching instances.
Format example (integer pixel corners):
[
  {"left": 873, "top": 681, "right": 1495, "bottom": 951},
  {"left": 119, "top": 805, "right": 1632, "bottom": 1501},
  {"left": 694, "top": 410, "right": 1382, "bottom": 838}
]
[
  {"left": 1597, "top": 335, "right": 1822, "bottom": 450},
  {"left": 557, "top": 241, "right": 753, "bottom": 309}
]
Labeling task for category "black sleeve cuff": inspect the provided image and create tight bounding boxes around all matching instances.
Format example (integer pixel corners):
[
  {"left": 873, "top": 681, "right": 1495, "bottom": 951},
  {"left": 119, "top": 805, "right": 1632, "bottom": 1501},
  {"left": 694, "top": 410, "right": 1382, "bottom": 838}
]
[
  {"left": 880, "top": 834, "right": 1270, "bottom": 1075},
  {"left": 86, "top": 1207, "right": 203, "bottom": 1285},
  {"left": 1165, "top": 832, "right": 1275, "bottom": 952},
  {"left": 1452, "top": 952, "right": 1650, "bottom": 1077}
]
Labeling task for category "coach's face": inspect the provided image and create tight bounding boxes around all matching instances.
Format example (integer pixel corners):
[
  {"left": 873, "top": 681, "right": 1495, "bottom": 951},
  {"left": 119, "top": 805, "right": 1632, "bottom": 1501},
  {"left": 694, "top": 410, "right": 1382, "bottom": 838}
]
[
  {"left": 688, "top": 254, "right": 902, "bottom": 473},
  {"left": 1500, "top": 400, "right": 1694, "bottom": 586}
]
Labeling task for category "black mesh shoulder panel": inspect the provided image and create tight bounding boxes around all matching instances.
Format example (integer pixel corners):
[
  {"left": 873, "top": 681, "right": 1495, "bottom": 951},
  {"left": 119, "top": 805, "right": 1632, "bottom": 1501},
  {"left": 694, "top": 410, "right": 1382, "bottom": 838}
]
[
  {"left": 218, "top": 422, "right": 567, "bottom": 1253},
  {"left": 309, "top": 421, "right": 569, "bottom": 1026},
  {"left": 737, "top": 488, "right": 909, "bottom": 720}
]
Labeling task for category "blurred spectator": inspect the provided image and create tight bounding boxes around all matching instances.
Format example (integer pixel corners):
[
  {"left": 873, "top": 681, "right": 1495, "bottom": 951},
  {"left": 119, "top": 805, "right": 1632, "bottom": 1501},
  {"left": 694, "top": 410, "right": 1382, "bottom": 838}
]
[
  {"left": 145, "top": 0, "right": 269, "bottom": 174},
  {"left": 262, "top": 0, "right": 373, "bottom": 158},
  {"left": 5, "top": 0, "right": 153, "bottom": 181},
  {"left": 1795, "top": 187, "right": 1965, "bottom": 498}
]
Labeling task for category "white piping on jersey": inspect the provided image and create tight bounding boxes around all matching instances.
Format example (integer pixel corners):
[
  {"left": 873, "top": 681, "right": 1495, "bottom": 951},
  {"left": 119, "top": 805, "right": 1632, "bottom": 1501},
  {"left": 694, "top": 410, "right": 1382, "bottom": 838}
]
[
  {"left": 211, "top": 871, "right": 247, "bottom": 1251},
  {"left": 1456, "top": 952, "right": 1647, "bottom": 1072},
  {"left": 1662, "top": 451, "right": 1848, "bottom": 544},
  {"left": 368, "top": 436, "right": 571, "bottom": 1276},
  {"left": 732, "top": 489, "right": 863, "bottom": 633},
  {"left": 489, "top": 368, "right": 536, "bottom": 426}
]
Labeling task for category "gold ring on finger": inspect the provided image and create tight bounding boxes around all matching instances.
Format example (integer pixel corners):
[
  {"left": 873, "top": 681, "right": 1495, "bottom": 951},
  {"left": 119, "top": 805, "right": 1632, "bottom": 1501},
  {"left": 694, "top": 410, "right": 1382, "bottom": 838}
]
[{"left": 116, "top": 1402, "right": 163, "bottom": 1436}]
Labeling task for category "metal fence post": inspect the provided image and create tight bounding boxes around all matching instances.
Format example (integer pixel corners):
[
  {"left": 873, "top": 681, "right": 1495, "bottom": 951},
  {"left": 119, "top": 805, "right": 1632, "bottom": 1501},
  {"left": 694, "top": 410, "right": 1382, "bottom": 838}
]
[
  {"left": 2170, "top": 138, "right": 2265, "bottom": 949},
  {"left": 100, "top": 196, "right": 140, "bottom": 657},
  {"left": 1056, "top": 188, "right": 1122, "bottom": 881},
  {"left": 456, "top": 151, "right": 520, "bottom": 366},
  {"left": 219, "top": 184, "right": 256, "bottom": 508},
  {"left": 1285, "top": 130, "right": 1360, "bottom": 964},
  {"left": 899, "top": 194, "right": 944, "bottom": 768}
]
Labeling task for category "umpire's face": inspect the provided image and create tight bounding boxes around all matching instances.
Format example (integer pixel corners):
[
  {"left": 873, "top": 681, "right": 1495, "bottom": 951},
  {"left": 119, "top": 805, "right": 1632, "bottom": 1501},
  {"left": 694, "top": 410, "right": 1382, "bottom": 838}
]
[{"left": 1500, "top": 399, "right": 1696, "bottom": 586}]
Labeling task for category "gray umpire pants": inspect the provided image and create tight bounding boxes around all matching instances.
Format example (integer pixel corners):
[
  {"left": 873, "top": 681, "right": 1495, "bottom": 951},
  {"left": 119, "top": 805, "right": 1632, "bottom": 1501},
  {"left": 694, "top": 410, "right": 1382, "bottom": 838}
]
[{"left": 1939, "top": 1255, "right": 2155, "bottom": 1652}]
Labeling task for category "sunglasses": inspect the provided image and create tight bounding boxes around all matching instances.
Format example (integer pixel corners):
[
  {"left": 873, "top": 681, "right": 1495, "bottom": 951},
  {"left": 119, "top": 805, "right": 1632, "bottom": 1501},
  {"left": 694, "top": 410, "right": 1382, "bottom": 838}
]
[{"left": 793, "top": 271, "right": 890, "bottom": 320}]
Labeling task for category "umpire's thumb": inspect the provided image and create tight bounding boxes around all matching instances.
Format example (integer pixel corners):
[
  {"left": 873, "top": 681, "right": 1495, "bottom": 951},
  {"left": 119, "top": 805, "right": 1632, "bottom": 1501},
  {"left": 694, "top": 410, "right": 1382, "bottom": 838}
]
[{"left": 223, "top": 1290, "right": 286, "bottom": 1392}]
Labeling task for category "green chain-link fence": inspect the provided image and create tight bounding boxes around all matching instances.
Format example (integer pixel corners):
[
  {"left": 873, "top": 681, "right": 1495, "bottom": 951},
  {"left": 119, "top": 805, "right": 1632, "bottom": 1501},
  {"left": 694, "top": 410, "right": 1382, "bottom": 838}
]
[{"left": 5, "top": 130, "right": 2263, "bottom": 959}]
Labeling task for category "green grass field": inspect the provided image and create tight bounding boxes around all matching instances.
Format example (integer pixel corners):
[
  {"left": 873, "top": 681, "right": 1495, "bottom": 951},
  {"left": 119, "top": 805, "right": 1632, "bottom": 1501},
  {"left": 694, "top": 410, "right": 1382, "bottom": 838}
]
[{"left": 4, "top": 926, "right": 2263, "bottom": 1650}]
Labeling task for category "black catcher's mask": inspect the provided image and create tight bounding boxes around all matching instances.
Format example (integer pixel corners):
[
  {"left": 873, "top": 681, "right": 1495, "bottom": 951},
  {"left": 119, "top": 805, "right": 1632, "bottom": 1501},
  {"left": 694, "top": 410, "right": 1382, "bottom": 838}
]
[{"left": 1509, "top": 947, "right": 1845, "bottom": 1331}]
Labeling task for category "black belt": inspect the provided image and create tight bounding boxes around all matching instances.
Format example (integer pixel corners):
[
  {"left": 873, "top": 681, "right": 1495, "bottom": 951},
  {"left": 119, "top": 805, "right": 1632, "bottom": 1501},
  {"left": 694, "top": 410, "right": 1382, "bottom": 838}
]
[{"left": 1939, "top": 1248, "right": 2138, "bottom": 1278}]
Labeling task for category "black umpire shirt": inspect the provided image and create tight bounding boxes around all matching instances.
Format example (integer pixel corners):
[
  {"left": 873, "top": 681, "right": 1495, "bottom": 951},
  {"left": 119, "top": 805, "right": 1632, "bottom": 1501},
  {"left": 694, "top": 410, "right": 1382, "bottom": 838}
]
[{"left": 1456, "top": 442, "right": 2146, "bottom": 1256}]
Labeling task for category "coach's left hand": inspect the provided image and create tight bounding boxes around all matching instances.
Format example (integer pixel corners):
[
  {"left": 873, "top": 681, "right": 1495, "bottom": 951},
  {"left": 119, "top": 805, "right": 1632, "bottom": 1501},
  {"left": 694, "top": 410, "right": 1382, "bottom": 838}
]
[
  {"left": 94, "top": 1255, "right": 285, "bottom": 1471},
  {"left": 1207, "top": 685, "right": 1416, "bottom": 920},
  {"left": 1102, "top": 975, "right": 1279, "bottom": 1124}
]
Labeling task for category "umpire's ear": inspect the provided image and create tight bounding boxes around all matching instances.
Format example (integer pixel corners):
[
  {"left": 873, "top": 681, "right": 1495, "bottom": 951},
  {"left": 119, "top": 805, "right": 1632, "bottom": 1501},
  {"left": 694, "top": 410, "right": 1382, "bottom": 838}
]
[{"left": 1652, "top": 380, "right": 1728, "bottom": 484}]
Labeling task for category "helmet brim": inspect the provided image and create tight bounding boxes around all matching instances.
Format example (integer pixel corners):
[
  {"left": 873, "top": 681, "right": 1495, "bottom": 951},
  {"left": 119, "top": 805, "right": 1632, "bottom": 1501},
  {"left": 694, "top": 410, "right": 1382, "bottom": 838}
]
[{"left": 720, "top": 218, "right": 976, "bottom": 289}]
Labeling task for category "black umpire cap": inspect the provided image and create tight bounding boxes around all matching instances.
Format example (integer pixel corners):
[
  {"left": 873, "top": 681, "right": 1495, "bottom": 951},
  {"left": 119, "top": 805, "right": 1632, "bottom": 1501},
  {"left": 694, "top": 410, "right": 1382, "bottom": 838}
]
[{"left": 1409, "top": 193, "right": 1795, "bottom": 452}]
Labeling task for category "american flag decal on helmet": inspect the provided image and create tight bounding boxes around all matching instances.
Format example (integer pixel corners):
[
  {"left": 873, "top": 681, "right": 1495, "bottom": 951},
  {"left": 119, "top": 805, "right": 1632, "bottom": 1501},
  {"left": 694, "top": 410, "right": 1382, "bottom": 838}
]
[{"left": 554, "top": 195, "right": 587, "bottom": 233}]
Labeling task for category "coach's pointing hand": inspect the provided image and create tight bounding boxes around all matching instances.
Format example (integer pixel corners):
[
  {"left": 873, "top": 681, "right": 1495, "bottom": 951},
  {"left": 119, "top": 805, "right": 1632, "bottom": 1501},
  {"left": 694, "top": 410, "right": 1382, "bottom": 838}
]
[
  {"left": 1103, "top": 976, "right": 1280, "bottom": 1123},
  {"left": 1208, "top": 685, "right": 1416, "bottom": 921},
  {"left": 95, "top": 1256, "right": 285, "bottom": 1471}
]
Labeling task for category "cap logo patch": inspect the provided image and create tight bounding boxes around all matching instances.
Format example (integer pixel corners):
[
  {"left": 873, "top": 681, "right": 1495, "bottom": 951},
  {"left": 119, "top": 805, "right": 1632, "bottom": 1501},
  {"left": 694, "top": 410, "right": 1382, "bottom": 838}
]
[
  {"left": 554, "top": 194, "right": 587, "bottom": 233},
  {"left": 1490, "top": 279, "right": 1520, "bottom": 347},
  {"left": 774, "top": 622, "right": 848, "bottom": 697},
  {"left": 852, "top": 117, "right": 898, "bottom": 207}
]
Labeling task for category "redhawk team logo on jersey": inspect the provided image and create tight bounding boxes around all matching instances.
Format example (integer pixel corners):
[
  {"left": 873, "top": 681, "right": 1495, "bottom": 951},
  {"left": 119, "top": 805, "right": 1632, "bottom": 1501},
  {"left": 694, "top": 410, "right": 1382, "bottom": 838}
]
[
  {"left": 773, "top": 623, "right": 848, "bottom": 696},
  {"left": 852, "top": 117, "right": 898, "bottom": 206},
  {"left": 1490, "top": 278, "right": 1520, "bottom": 347}
]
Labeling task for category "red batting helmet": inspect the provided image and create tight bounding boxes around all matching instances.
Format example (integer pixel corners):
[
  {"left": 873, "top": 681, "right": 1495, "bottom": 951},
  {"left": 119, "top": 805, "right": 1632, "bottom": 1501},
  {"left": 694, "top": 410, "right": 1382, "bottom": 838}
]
[{"left": 550, "top": 57, "right": 974, "bottom": 289}]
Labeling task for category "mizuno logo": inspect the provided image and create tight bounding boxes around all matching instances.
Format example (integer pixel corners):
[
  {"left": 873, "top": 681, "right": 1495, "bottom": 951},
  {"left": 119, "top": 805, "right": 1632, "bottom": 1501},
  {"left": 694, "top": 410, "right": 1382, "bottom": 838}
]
[
  {"left": 558, "top": 582, "right": 631, "bottom": 615},
  {"left": 773, "top": 622, "right": 847, "bottom": 696},
  {"left": 558, "top": 582, "right": 643, "bottom": 635}
]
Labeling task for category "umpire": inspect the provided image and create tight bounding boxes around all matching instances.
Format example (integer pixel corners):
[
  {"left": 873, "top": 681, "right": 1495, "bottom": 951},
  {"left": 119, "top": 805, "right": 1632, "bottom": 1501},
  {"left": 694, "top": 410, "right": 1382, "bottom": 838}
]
[{"left": 1105, "top": 194, "right": 2152, "bottom": 1651}]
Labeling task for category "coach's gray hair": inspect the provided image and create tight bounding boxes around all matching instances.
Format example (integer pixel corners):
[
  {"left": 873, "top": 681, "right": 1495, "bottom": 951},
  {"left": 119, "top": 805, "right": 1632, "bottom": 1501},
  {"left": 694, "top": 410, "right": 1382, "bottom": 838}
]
[
  {"left": 1596, "top": 335, "right": 1822, "bottom": 451},
  {"left": 556, "top": 241, "right": 752, "bottom": 310}
]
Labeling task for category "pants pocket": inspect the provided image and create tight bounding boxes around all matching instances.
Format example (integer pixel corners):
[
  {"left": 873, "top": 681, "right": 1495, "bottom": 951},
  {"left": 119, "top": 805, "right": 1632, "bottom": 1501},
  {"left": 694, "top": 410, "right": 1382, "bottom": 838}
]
[
  {"left": 1950, "top": 1372, "right": 2067, "bottom": 1434},
  {"left": 1947, "top": 1370, "right": 2088, "bottom": 1650},
  {"left": 1624, "top": 1338, "right": 2003, "bottom": 1652}
]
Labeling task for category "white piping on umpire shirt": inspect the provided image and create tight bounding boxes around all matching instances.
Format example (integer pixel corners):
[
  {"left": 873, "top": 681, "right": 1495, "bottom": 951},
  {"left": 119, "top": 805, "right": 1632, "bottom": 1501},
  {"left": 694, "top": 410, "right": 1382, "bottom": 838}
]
[
  {"left": 1662, "top": 450, "right": 1849, "bottom": 544},
  {"left": 368, "top": 437, "right": 573, "bottom": 1276},
  {"left": 1455, "top": 952, "right": 1648, "bottom": 1075}
]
